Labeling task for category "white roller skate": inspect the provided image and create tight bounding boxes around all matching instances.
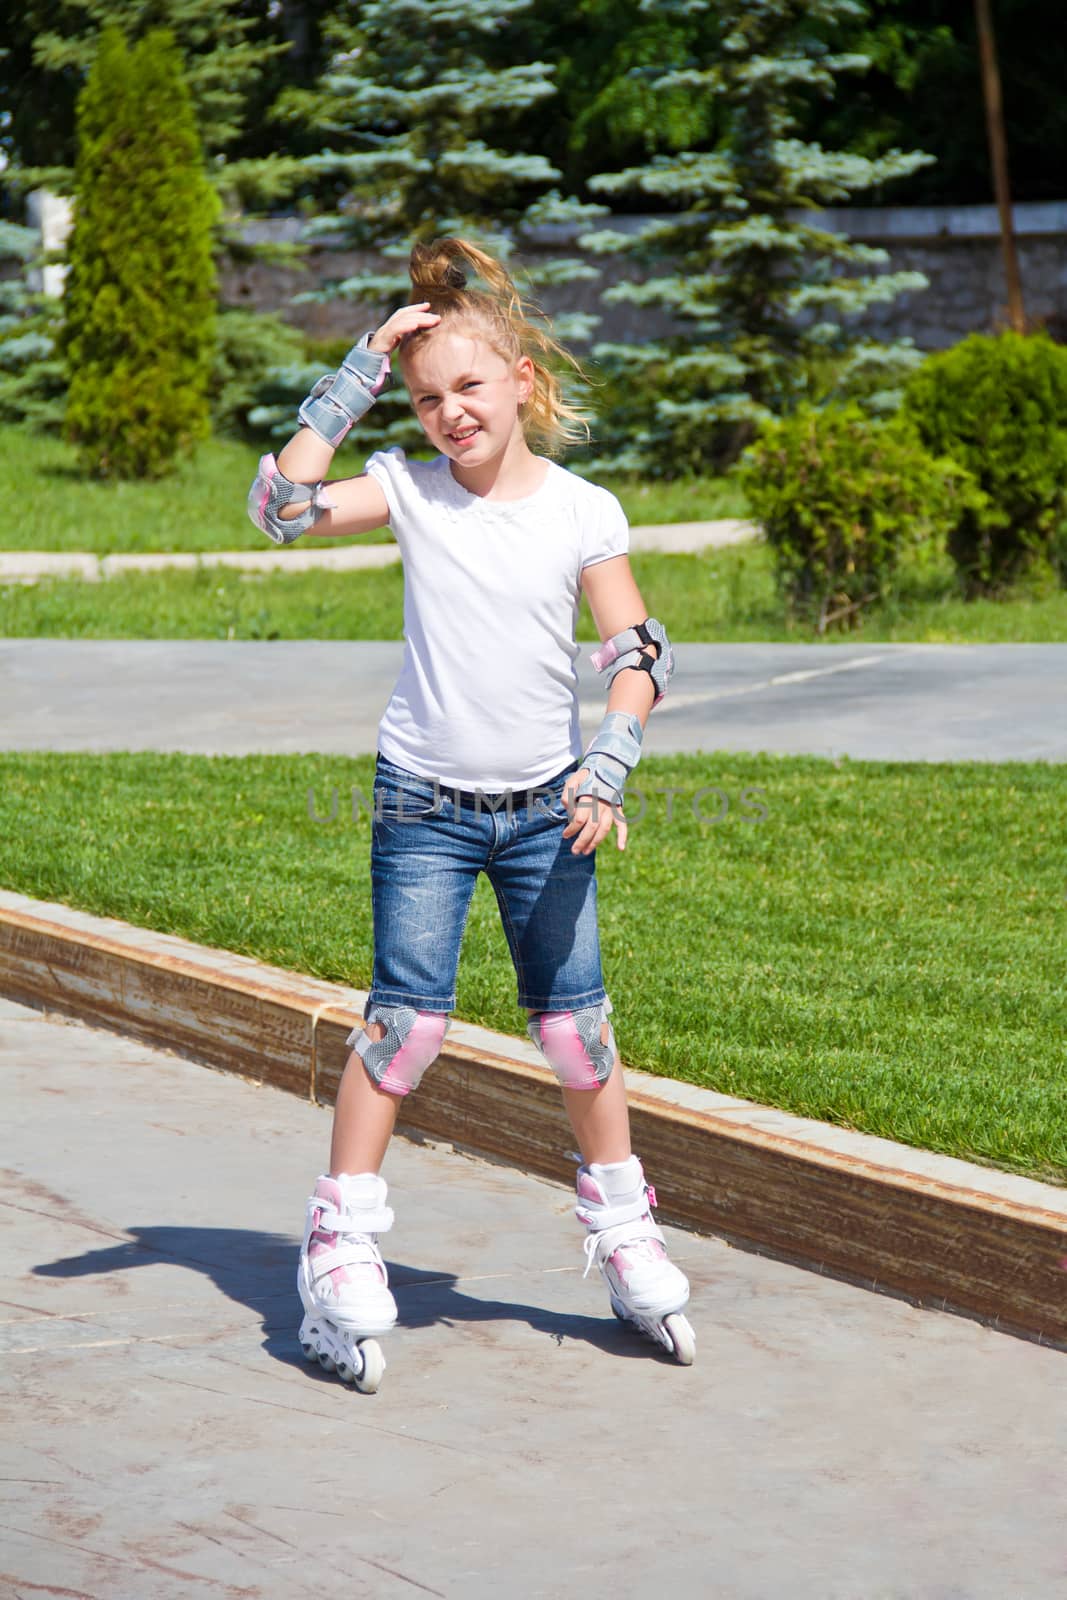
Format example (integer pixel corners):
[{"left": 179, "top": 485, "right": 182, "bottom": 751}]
[
  {"left": 576, "top": 1154, "right": 695, "bottom": 1366},
  {"left": 297, "top": 1171, "right": 397, "bottom": 1393}
]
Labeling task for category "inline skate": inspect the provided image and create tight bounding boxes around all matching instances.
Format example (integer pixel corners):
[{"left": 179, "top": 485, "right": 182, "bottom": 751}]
[
  {"left": 576, "top": 1154, "right": 695, "bottom": 1365},
  {"left": 297, "top": 1171, "right": 397, "bottom": 1393}
]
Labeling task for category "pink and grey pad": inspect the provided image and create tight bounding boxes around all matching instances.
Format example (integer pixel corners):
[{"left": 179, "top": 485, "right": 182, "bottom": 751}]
[
  {"left": 589, "top": 616, "right": 674, "bottom": 707},
  {"left": 348, "top": 1005, "right": 451, "bottom": 1096},
  {"left": 526, "top": 996, "right": 617, "bottom": 1089},
  {"left": 576, "top": 710, "right": 643, "bottom": 809},
  {"left": 247, "top": 453, "right": 337, "bottom": 544},
  {"left": 297, "top": 332, "right": 392, "bottom": 448}
]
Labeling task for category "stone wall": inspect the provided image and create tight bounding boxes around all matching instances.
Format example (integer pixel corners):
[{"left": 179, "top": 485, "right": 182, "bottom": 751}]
[
  {"left": 23, "top": 193, "right": 1067, "bottom": 350},
  {"left": 220, "top": 203, "right": 1067, "bottom": 351},
  {"left": 797, "top": 201, "right": 1067, "bottom": 348}
]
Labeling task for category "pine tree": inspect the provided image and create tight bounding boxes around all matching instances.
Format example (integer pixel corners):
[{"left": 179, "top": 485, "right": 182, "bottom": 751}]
[
  {"left": 576, "top": 0, "right": 935, "bottom": 477},
  {"left": 0, "top": 220, "right": 67, "bottom": 430},
  {"left": 264, "top": 0, "right": 610, "bottom": 450},
  {"left": 0, "top": 0, "right": 295, "bottom": 202},
  {"left": 61, "top": 27, "right": 220, "bottom": 477}
]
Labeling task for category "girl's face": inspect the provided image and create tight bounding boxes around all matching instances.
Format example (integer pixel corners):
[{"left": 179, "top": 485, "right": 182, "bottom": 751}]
[{"left": 402, "top": 326, "right": 534, "bottom": 464}]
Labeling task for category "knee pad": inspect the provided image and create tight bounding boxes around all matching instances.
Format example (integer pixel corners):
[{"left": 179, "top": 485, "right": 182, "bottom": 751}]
[
  {"left": 347, "top": 1005, "right": 450, "bottom": 1097},
  {"left": 526, "top": 996, "right": 617, "bottom": 1090}
]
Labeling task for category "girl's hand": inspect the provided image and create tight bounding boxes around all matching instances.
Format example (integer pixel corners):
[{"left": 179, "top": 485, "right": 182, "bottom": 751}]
[
  {"left": 560, "top": 768, "right": 629, "bottom": 855},
  {"left": 367, "top": 303, "right": 441, "bottom": 356}
]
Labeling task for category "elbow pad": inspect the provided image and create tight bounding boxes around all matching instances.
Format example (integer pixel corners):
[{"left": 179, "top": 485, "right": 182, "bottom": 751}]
[
  {"left": 590, "top": 617, "right": 674, "bottom": 707},
  {"left": 247, "top": 453, "right": 336, "bottom": 546}
]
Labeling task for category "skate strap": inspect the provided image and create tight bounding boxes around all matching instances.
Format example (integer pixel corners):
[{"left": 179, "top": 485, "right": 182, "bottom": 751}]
[
  {"left": 590, "top": 624, "right": 649, "bottom": 672},
  {"left": 574, "top": 1191, "right": 651, "bottom": 1233},
  {"left": 308, "top": 1199, "right": 394, "bottom": 1236},
  {"left": 581, "top": 1217, "right": 666, "bottom": 1279},
  {"left": 306, "top": 1235, "right": 387, "bottom": 1282}
]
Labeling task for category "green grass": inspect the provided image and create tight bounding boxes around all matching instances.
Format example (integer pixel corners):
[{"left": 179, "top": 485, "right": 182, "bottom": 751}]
[
  {"left": 5, "top": 428, "right": 393, "bottom": 554},
  {"left": 3, "top": 422, "right": 745, "bottom": 553},
  {"left": 608, "top": 473, "right": 749, "bottom": 524},
  {"left": 3, "top": 531, "right": 1066, "bottom": 642},
  {"left": 1, "top": 751, "right": 1063, "bottom": 1183}
]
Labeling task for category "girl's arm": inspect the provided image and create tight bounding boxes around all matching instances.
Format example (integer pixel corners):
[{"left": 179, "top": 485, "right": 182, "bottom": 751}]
[
  {"left": 582, "top": 555, "right": 660, "bottom": 730},
  {"left": 249, "top": 302, "right": 441, "bottom": 542},
  {"left": 561, "top": 554, "right": 673, "bottom": 854},
  {"left": 273, "top": 452, "right": 391, "bottom": 539}
]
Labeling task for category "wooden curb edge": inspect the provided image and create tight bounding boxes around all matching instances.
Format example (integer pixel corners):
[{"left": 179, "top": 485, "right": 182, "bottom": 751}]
[{"left": 2, "top": 889, "right": 1065, "bottom": 1348}]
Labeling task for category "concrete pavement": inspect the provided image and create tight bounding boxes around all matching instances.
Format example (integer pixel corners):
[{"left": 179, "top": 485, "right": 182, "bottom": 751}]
[
  {"left": 4, "top": 993, "right": 1066, "bottom": 1599},
  {"left": 1, "top": 638, "right": 1064, "bottom": 762}
]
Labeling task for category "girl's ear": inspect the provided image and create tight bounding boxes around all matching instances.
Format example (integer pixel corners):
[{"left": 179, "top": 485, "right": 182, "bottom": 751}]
[{"left": 516, "top": 353, "right": 535, "bottom": 405}]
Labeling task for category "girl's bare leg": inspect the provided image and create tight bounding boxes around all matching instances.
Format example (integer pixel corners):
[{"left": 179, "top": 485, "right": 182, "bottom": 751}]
[
  {"left": 328, "top": 1022, "right": 399, "bottom": 1175},
  {"left": 561, "top": 1059, "right": 632, "bottom": 1165},
  {"left": 528, "top": 1011, "right": 632, "bottom": 1164}
]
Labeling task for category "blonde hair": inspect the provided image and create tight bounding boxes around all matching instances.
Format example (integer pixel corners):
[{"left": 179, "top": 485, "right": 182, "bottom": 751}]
[{"left": 397, "top": 237, "right": 594, "bottom": 457}]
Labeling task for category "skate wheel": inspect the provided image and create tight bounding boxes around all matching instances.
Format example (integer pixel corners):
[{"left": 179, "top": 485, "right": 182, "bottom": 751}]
[
  {"left": 664, "top": 1313, "right": 695, "bottom": 1367},
  {"left": 353, "top": 1339, "right": 385, "bottom": 1394},
  {"left": 317, "top": 1351, "right": 336, "bottom": 1373},
  {"left": 300, "top": 1341, "right": 317, "bottom": 1363}
]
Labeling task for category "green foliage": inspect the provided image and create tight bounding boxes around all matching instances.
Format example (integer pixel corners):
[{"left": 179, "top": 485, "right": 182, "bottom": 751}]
[
  {"left": 577, "top": 0, "right": 933, "bottom": 478},
  {"left": 0, "top": 0, "right": 293, "bottom": 189},
  {"left": 736, "top": 402, "right": 971, "bottom": 633},
  {"left": 901, "top": 331, "right": 1067, "bottom": 598},
  {"left": 793, "top": 0, "right": 1067, "bottom": 207},
  {"left": 60, "top": 27, "right": 220, "bottom": 478},
  {"left": 0, "top": 222, "right": 66, "bottom": 430},
  {"left": 501, "top": 0, "right": 721, "bottom": 191},
  {"left": 269, "top": 0, "right": 612, "bottom": 455},
  {"left": 209, "top": 308, "right": 306, "bottom": 440}
]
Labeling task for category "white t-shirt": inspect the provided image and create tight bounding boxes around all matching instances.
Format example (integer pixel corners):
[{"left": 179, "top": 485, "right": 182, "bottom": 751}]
[{"left": 364, "top": 446, "right": 630, "bottom": 790}]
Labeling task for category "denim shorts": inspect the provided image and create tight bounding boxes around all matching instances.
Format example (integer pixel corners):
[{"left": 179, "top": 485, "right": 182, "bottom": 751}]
[{"left": 366, "top": 751, "right": 608, "bottom": 1014}]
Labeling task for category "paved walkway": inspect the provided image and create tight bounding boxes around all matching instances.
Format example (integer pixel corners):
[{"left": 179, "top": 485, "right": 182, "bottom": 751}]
[
  {"left": 1, "top": 638, "right": 1064, "bottom": 762},
  {"left": 4, "top": 995, "right": 1064, "bottom": 1599},
  {"left": 0, "top": 519, "right": 758, "bottom": 586}
]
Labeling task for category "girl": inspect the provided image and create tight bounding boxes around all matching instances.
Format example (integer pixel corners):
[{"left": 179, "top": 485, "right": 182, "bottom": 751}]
[{"left": 248, "top": 238, "right": 693, "bottom": 1391}]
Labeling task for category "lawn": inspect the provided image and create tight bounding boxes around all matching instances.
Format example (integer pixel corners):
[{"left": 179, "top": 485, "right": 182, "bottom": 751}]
[
  {"left": 0, "top": 750, "right": 1063, "bottom": 1185},
  {"left": 3, "top": 533, "right": 1066, "bottom": 643},
  {"left": 3, "top": 423, "right": 747, "bottom": 553}
]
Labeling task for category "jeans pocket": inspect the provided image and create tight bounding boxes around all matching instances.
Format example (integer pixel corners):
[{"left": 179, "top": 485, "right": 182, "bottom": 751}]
[
  {"left": 541, "top": 773, "right": 574, "bottom": 823},
  {"left": 373, "top": 765, "right": 442, "bottom": 822}
]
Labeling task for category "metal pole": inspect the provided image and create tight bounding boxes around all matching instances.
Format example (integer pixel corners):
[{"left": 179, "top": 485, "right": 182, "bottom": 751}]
[{"left": 974, "top": 0, "right": 1025, "bottom": 332}]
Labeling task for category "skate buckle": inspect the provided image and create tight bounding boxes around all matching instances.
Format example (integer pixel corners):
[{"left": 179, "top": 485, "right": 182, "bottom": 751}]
[{"left": 646, "top": 1184, "right": 657, "bottom": 1209}]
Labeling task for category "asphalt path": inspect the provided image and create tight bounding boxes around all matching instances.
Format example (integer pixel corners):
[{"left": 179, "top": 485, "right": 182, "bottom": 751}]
[
  {"left": 0, "top": 640, "right": 1064, "bottom": 762},
  {"left": 4, "top": 996, "right": 1065, "bottom": 1599}
]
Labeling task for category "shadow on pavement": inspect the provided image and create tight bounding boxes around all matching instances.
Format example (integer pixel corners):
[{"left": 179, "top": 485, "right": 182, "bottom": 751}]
[{"left": 33, "top": 1224, "right": 660, "bottom": 1368}]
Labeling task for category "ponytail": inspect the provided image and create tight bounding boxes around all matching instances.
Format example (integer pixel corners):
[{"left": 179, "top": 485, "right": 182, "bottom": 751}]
[{"left": 400, "top": 237, "right": 594, "bottom": 457}]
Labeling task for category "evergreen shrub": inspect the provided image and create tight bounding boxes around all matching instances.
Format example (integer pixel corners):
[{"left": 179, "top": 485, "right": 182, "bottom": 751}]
[
  {"left": 61, "top": 27, "right": 219, "bottom": 478},
  {"left": 736, "top": 403, "right": 973, "bottom": 634},
  {"left": 902, "top": 331, "right": 1067, "bottom": 596}
]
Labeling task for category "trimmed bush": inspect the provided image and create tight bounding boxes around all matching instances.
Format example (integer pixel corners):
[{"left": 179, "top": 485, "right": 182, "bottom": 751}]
[
  {"left": 902, "top": 331, "right": 1067, "bottom": 597},
  {"left": 736, "top": 403, "right": 973, "bottom": 634},
  {"left": 61, "top": 27, "right": 219, "bottom": 478}
]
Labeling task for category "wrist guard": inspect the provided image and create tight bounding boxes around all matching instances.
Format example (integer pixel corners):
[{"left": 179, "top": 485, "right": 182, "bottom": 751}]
[
  {"left": 297, "top": 332, "right": 392, "bottom": 448},
  {"left": 573, "top": 711, "right": 643, "bottom": 813}
]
